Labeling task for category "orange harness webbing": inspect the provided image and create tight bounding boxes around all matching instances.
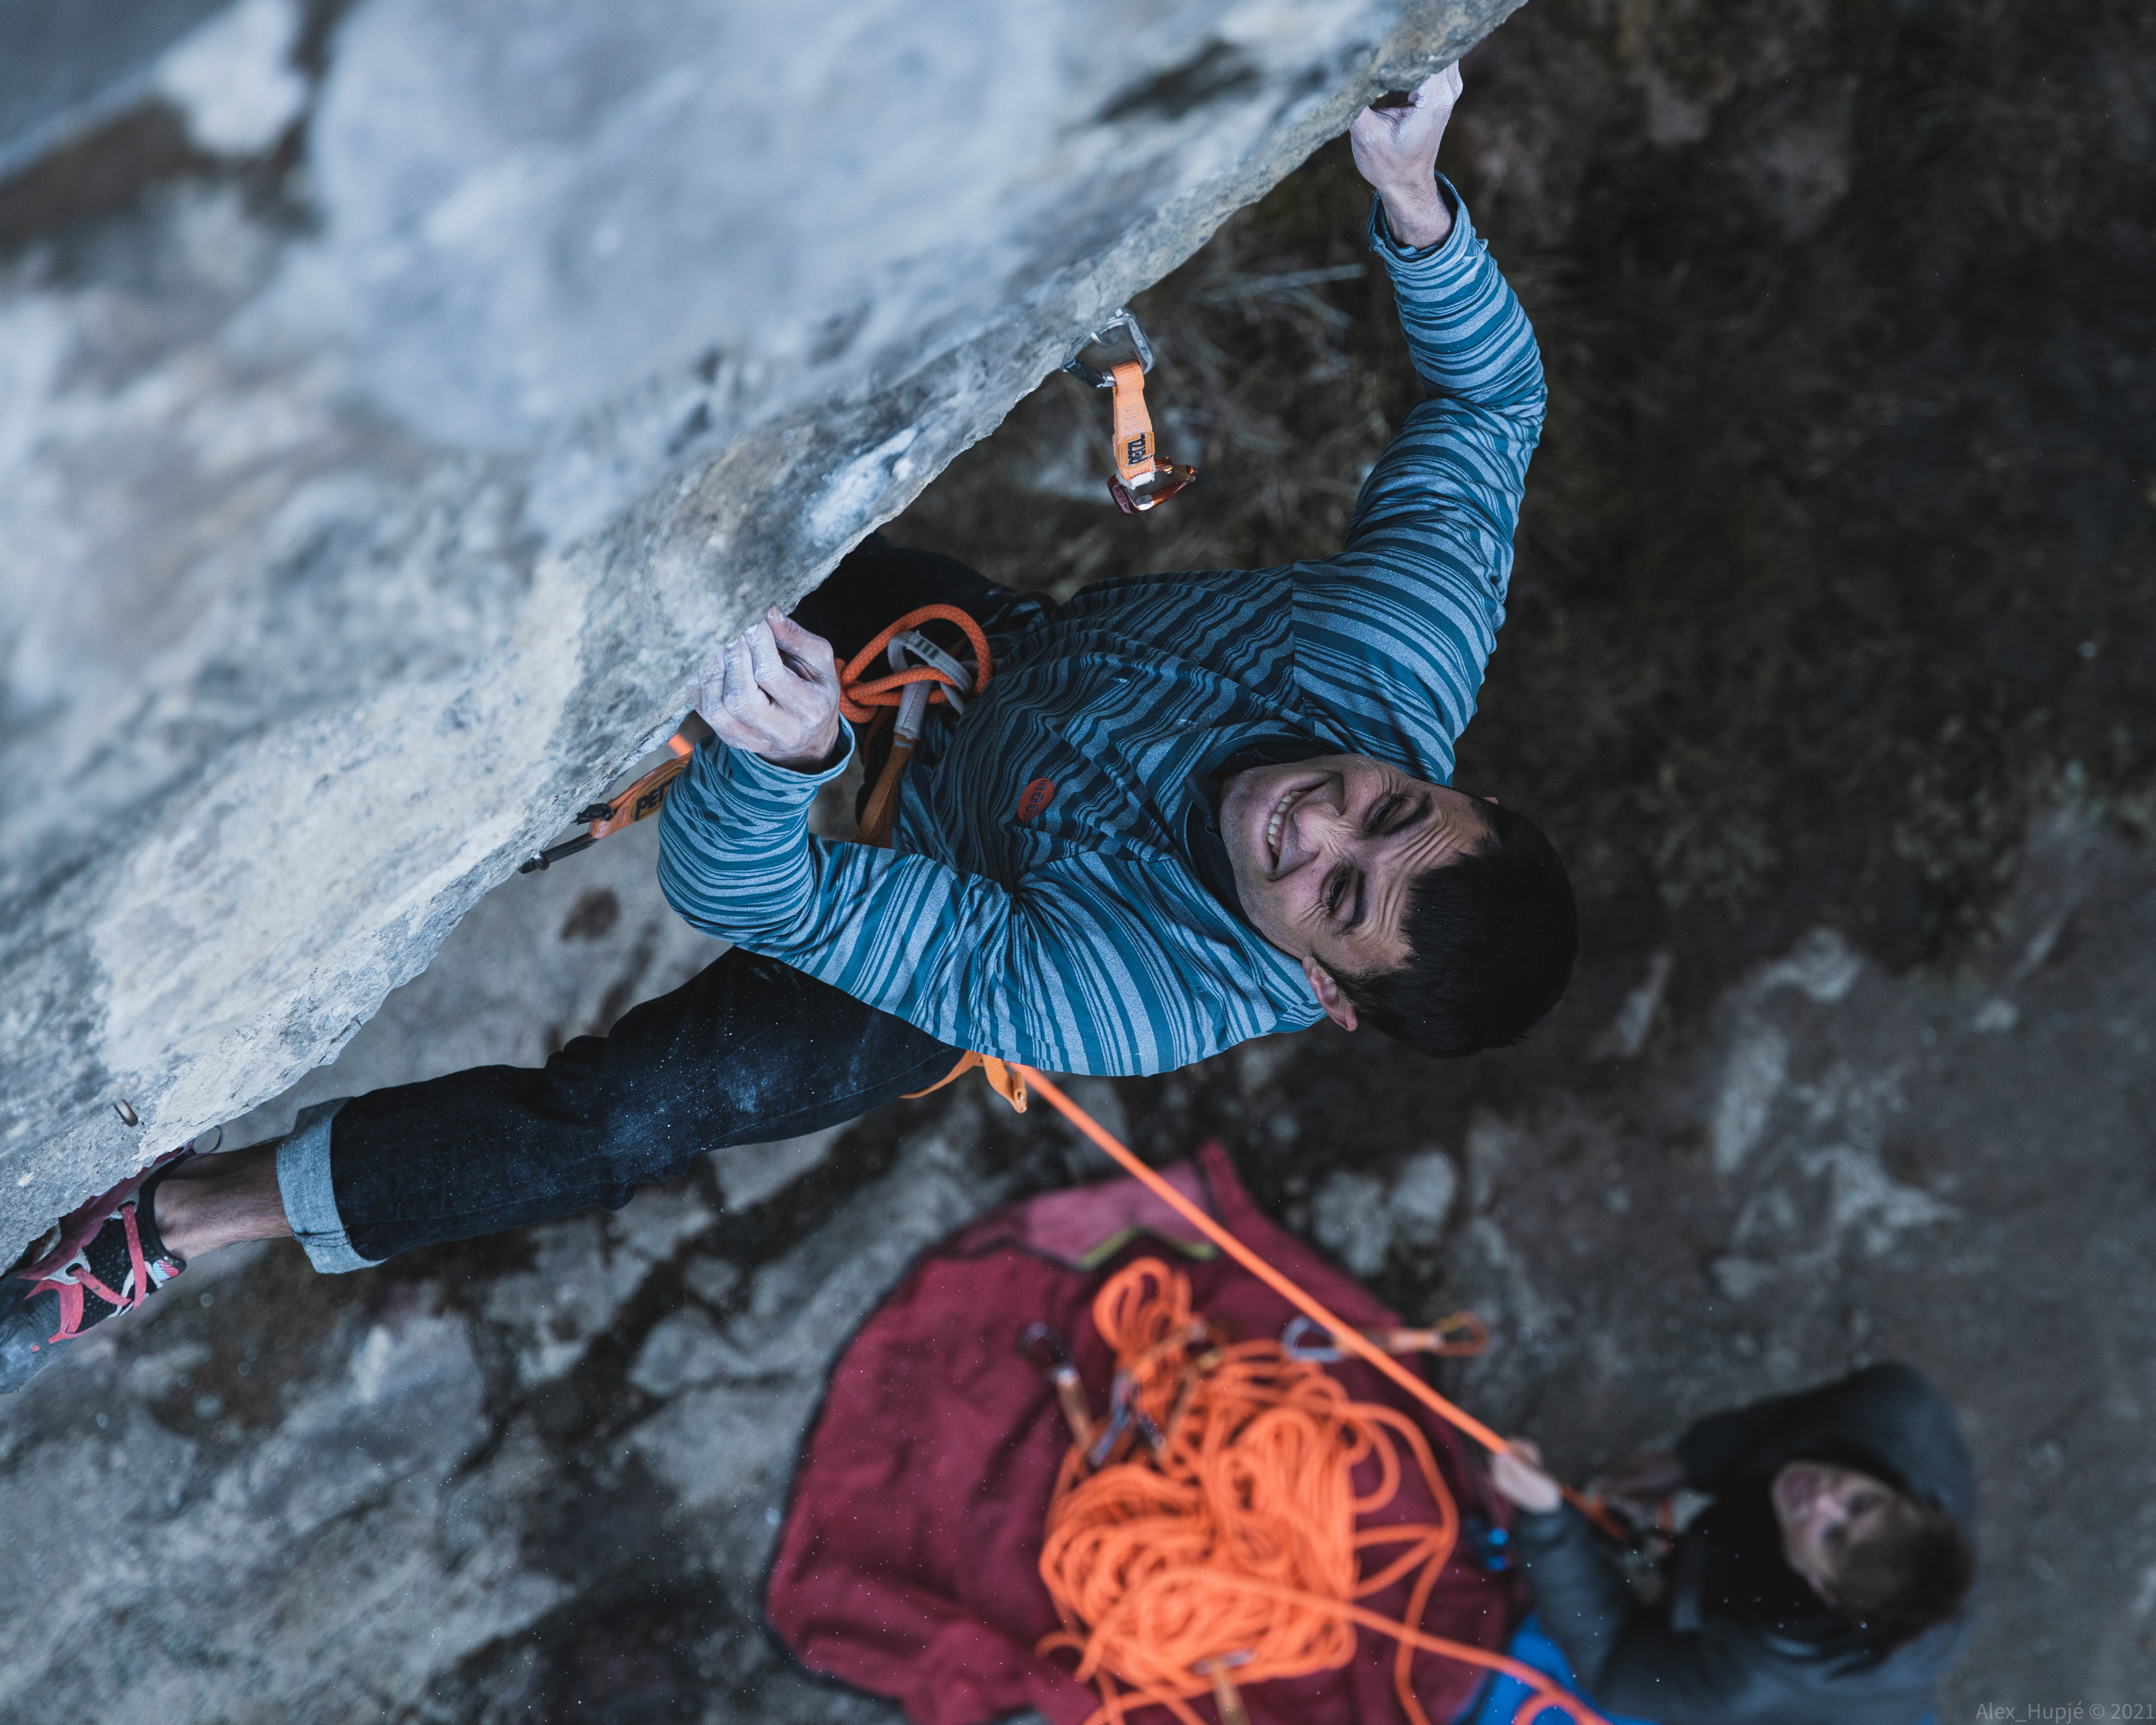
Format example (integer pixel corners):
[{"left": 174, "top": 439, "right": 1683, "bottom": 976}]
[{"left": 530, "top": 600, "right": 1021, "bottom": 1090}]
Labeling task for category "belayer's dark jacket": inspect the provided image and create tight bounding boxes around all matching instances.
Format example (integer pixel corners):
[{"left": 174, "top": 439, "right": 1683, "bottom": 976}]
[{"left": 1512, "top": 1363, "right": 1977, "bottom": 1725}]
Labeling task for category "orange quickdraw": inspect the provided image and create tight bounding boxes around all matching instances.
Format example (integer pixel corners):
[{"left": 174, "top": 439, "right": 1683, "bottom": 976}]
[
  {"left": 520, "top": 734, "right": 695, "bottom": 872},
  {"left": 1064, "top": 310, "right": 1198, "bottom": 515}
]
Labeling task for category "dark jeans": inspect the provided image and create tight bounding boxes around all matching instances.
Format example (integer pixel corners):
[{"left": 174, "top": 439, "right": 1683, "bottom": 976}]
[{"left": 322, "top": 538, "right": 1042, "bottom": 1264}]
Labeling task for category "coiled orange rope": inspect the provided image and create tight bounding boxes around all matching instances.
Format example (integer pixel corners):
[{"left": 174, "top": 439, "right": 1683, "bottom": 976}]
[
  {"left": 1037, "top": 1260, "right": 1602, "bottom": 1725},
  {"left": 837, "top": 603, "right": 995, "bottom": 849},
  {"left": 1009, "top": 1068, "right": 1616, "bottom": 1725},
  {"left": 1017, "top": 1068, "right": 1622, "bottom": 1539}
]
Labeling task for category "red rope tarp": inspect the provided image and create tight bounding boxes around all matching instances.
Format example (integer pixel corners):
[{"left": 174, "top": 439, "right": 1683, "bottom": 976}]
[{"left": 765, "top": 1142, "right": 1524, "bottom": 1725}]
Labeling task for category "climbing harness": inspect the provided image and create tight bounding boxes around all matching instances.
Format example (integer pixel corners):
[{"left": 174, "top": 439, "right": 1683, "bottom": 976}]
[
  {"left": 521, "top": 602, "right": 991, "bottom": 872},
  {"left": 514, "top": 595, "right": 1031, "bottom": 1095},
  {"left": 1064, "top": 310, "right": 1199, "bottom": 515},
  {"left": 1028, "top": 1254, "right": 1607, "bottom": 1725}
]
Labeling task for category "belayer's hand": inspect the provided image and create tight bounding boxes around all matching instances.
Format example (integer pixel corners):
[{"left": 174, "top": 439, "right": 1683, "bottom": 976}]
[
  {"left": 1488, "top": 1436, "right": 1563, "bottom": 1515},
  {"left": 1350, "top": 64, "right": 1462, "bottom": 250},
  {"left": 692, "top": 608, "right": 843, "bottom": 771}
]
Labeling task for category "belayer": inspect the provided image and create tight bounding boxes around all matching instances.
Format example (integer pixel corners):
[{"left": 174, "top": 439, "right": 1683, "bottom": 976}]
[
  {"left": 1485, "top": 1364, "right": 1978, "bottom": 1725},
  {"left": 4, "top": 68, "right": 1578, "bottom": 1386}
]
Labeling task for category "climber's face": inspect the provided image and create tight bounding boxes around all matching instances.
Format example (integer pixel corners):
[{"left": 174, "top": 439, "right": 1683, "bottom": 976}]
[{"left": 1218, "top": 754, "right": 1489, "bottom": 1030}]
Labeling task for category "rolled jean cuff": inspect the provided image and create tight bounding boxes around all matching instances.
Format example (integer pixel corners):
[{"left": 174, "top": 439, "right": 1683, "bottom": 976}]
[{"left": 276, "top": 1098, "right": 383, "bottom": 1274}]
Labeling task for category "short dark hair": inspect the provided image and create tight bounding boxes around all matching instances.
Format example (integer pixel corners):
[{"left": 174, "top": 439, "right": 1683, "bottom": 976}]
[
  {"left": 1833, "top": 1499, "right": 1977, "bottom": 1649},
  {"left": 1337, "top": 799, "right": 1577, "bottom": 1058}
]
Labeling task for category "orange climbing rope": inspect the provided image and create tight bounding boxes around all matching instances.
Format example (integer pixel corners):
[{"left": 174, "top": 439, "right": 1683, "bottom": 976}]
[
  {"left": 834, "top": 603, "right": 992, "bottom": 726},
  {"left": 1015, "top": 1067, "right": 1623, "bottom": 1541},
  {"left": 841, "top": 603, "right": 991, "bottom": 854},
  {"left": 837, "top": 603, "right": 993, "bottom": 849},
  {"left": 1036, "top": 1257, "right": 1605, "bottom": 1725}
]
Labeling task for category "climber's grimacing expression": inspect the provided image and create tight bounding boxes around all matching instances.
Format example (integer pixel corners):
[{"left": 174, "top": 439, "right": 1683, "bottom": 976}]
[{"left": 1217, "top": 753, "right": 1492, "bottom": 1028}]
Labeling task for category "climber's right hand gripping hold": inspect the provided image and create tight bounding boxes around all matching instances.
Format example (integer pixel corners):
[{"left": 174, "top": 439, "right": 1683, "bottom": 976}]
[
  {"left": 1488, "top": 1437, "right": 1564, "bottom": 1515},
  {"left": 692, "top": 607, "right": 843, "bottom": 773}
]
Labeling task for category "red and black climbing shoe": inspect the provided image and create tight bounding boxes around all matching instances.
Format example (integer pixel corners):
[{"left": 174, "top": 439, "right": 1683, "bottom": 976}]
[{"left": 0, "top": 1138, "right": 208, "bottom": 1395}]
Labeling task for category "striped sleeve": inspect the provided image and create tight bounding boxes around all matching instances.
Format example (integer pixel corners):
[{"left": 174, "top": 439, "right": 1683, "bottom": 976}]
[
  {"left": 1289, "top": 177, "right": 1544, "bottom": 781},
  {"left": 656, "top": 731, "right": 1297, "bottom": 1074}
]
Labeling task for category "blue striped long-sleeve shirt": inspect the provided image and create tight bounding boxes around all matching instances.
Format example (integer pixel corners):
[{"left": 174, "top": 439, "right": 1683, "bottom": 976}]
[{"left": 659, "top": 181, "right": 1543, "bottom": 1077}]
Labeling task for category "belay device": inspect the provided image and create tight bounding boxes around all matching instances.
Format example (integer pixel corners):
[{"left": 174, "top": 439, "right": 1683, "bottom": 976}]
[{"left": 1063, "top": 309, "right": 1197, "bottom": 515}]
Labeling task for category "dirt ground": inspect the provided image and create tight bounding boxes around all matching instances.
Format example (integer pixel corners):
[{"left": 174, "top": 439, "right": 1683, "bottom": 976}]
[{"left": 4, "top": 0, "right": 2153, "bottom": 1720}]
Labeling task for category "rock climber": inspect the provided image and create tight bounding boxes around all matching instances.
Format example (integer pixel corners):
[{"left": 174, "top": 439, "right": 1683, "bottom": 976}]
[
  {"left": 4, "top": 65, "right": 1577, "bottom": 1388},
  {"left": 1486, "top": 1363, "right": 1979, "bottom": 1725}
]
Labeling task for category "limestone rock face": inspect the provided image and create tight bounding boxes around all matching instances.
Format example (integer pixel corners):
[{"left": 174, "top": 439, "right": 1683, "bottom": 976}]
[{"left": 0, "top": 0, "right": 1520, "bottom": 1256}]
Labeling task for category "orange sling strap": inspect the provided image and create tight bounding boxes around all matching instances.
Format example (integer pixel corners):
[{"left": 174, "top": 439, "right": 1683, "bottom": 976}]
[{"left": 1065, "top": 310, "right": 1198, "bottom": 515}]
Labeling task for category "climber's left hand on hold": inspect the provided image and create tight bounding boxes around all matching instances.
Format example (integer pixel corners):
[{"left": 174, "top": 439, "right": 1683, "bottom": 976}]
[
  {"left": 1489, "top": 1436, "right": 1564, "bottom": 1514},
  {"left": 1351, "top": 63, "right": 1461, "bottom": 250},
  {"left": 692, "top": 607, "right": 843, "bottom": 772}
]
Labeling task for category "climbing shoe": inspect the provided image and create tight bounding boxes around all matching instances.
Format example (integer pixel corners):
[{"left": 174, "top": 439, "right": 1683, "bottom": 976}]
[{"left": 0, "top": 1138, "right": 208, "bottom": 1395}]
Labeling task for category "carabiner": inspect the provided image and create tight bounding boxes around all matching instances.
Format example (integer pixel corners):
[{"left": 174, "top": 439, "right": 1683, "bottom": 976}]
[
  {"left": 1020, "top": 1323, "right": 1098, "bottom": 1452},
  {"left": 1062, "top": 309, "right": 1159, "bottom": 389},
  {"left": 1280, "top": 1311, "right": 1490, "bottom": 1362},
  {"left": 1063, "top": 309, "right": 1197, "bottom": 515}
]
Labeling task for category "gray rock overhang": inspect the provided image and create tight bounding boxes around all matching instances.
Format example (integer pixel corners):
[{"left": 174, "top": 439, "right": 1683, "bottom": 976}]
[{"left": 0, "top": 0, "right": 1524, "bottom": 1259}]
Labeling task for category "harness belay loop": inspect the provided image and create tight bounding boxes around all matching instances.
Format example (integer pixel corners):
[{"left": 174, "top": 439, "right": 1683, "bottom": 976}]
[{"left": 1064, "top": 309, "right": 1198, "bottom": 515}]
